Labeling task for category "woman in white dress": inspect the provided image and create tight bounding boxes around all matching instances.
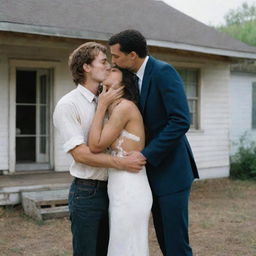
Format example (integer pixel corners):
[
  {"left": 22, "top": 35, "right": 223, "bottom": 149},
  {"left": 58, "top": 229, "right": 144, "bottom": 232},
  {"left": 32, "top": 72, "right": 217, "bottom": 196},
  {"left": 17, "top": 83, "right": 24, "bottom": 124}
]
[{"left": 88, "top": 67, "right": 153, "bottom": 256}]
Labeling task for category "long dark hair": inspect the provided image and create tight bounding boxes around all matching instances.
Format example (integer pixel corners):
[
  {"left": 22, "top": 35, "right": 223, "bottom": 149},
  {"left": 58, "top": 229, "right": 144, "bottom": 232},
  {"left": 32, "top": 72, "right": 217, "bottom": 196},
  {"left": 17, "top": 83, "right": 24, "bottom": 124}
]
[{"left": 117, "top": 67, "right": 140, "bottom": 106}]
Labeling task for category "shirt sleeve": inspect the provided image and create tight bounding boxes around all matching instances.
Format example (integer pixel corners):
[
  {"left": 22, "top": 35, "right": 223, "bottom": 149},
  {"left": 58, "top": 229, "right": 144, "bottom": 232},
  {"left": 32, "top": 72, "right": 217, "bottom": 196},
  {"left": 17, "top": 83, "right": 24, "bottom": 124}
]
[{"left": 53, "top": 102, "right": 85, "bottom": 153}]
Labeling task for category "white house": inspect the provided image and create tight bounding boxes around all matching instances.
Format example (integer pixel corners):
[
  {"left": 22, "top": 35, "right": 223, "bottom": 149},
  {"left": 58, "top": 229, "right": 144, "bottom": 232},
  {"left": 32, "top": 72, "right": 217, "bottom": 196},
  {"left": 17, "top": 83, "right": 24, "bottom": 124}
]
[
  {"left": 1, "top": 0, "right": 256, "bottom": 181},
  {"left": 230, "top": 62, "right": 256, "bottom": 155}
]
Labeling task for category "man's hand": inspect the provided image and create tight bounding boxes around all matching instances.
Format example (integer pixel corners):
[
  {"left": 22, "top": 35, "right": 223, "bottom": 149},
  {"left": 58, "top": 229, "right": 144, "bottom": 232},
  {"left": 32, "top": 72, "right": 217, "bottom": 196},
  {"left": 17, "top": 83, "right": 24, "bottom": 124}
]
[
  {"left": 114, "top": 151, "right": 146, "bottom": 173},
  {"left": 97, "top": 85, "right": 124, "bottom": 109}
]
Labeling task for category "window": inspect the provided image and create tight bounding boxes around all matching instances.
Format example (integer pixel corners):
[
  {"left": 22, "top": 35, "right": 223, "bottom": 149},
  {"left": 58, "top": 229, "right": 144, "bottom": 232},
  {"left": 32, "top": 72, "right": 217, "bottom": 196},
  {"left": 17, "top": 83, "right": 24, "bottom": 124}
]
[
  {"left": 176, "top": 68, "right": 199, "bottom": 129},
  {"left": 252, "top": 82, "right": 256, "bottom": 129}
]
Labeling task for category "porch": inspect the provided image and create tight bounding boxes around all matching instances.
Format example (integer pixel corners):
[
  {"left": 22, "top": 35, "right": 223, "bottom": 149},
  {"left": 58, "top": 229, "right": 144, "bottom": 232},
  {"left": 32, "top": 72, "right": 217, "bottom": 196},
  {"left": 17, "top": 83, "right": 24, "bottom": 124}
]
[{"left": 0, "top": 171, "right": 72, "bottom": 205}]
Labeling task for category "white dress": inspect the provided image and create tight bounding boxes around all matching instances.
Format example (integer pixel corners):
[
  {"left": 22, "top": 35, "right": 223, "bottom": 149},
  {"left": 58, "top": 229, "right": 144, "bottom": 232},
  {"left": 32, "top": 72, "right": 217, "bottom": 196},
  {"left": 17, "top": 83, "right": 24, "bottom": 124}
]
[{"left": 107, "top": 130, "right": 153, "bottom": 256}]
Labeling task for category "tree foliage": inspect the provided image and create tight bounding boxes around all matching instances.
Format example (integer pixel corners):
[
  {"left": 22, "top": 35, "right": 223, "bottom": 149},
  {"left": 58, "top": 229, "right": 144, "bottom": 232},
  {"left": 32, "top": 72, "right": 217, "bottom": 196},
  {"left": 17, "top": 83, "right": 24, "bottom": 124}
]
[
  {"left": 224, "top": 2, "right": 256, "bottom": 25},
  {"left": 217, "top": 2, "right": 256, "bottom": 46}
]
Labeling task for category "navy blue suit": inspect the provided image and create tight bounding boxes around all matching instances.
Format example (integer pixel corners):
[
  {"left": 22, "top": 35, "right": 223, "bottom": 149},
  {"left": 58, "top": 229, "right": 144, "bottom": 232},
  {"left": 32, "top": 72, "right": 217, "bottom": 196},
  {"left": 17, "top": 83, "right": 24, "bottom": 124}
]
[{"left": 140, "top": 56, "right": 199, "bottom": 256}]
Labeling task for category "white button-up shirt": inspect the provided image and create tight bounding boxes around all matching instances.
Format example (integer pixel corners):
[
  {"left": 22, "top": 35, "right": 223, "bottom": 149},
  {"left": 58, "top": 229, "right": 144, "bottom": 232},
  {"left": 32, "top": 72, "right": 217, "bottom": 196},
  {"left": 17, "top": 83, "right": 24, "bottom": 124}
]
[
  {"left": 53, "top": 84, "right": 108, "bottom": 180},
  {"left": 136, "top": 56, "right": 149, "bottom": 92}
]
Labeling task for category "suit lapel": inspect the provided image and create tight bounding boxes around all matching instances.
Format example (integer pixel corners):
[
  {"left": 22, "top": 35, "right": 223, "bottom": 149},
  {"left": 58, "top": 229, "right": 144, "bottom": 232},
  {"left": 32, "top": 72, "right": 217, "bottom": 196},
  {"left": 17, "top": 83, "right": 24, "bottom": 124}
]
[{"left": 139, "top": 56, "right": 154, "bottom": 113}]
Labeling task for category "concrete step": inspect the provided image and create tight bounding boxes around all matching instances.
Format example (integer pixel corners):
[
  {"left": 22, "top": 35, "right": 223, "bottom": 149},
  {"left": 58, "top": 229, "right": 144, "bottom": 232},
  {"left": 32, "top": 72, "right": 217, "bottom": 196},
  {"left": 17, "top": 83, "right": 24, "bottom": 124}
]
[
  {"left": 40, "top": 205, "right": 69, "bottom": 220},
  {"left": 21, "top": 189, "right": 69, "bottom": 221},
  {"left": 0, "top": 171, "right": 72, "bottom": 205}
]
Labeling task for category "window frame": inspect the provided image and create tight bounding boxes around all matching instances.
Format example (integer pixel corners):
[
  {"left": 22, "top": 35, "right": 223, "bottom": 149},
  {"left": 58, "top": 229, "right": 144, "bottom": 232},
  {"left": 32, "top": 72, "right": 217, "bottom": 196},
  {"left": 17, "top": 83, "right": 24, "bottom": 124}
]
[{"left": 175, "top": 66, "right": 201, "bottom": 130}]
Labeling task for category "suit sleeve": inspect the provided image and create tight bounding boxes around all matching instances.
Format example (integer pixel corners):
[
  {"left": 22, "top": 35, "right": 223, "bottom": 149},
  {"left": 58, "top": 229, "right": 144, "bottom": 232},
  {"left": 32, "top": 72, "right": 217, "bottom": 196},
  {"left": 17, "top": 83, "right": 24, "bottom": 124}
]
[{"left": 141, "top": 64, "right": 190, "bottom": 166}]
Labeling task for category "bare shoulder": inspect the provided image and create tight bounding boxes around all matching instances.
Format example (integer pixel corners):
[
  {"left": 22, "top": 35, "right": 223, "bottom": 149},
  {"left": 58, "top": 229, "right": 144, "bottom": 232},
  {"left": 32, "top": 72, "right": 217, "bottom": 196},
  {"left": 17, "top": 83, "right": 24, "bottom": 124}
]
[{"left": 112, "top": 99, "right": 138, "bottom": 115}]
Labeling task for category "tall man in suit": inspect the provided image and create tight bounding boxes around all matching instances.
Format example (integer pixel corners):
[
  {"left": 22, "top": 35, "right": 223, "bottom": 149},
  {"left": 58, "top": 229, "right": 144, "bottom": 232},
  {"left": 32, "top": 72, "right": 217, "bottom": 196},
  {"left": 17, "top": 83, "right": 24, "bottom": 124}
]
[{"left": 109, "top": 30, "right": 199, "bottom": 256}]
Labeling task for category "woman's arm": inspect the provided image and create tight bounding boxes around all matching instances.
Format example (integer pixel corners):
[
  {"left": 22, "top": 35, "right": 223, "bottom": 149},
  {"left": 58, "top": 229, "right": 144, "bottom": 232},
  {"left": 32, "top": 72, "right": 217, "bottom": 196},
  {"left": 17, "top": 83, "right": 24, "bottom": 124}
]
[{"left": 88, "top": 92, "right": 130, "bottom": 153}]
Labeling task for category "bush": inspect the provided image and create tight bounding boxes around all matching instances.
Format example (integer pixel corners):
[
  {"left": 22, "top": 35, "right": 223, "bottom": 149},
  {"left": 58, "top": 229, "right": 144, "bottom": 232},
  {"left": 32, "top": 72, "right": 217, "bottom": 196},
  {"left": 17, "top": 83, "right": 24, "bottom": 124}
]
[{"left": 230, "top": 135, "right": 256, "bottom": 180}]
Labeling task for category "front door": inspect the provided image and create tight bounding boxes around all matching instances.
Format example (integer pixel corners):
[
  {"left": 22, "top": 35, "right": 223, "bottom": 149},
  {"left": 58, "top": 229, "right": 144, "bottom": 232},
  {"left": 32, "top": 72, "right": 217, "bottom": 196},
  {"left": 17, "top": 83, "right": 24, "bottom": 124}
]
[{"left": 15, "top": 69, "right": 51, "bottom": 171}]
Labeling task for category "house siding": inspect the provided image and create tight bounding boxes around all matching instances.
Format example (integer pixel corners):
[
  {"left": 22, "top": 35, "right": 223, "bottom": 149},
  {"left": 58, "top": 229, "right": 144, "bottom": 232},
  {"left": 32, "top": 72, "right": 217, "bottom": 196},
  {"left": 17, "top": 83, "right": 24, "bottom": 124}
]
[
  {"left": 188, "top": 64, "right": 230, "bottom": 179},
  {"left": 230, "top": 72, "right": 256, "bottom": 155}
]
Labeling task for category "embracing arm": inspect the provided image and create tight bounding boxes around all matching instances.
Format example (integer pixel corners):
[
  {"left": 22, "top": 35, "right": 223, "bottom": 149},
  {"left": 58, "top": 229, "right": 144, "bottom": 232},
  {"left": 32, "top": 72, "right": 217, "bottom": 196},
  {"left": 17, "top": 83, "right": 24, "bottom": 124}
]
[
  {"left": 88, "top": 99, "right": 129, "bottom": 153},
  {"left": 53, "top": 101, "right": 144, "bottom": 172},
  {"left": 70, "top": 144, "right": 145, "bottom": 172},
  {"left": 141, "top": 65, "right": 190, "bottom": 166}
]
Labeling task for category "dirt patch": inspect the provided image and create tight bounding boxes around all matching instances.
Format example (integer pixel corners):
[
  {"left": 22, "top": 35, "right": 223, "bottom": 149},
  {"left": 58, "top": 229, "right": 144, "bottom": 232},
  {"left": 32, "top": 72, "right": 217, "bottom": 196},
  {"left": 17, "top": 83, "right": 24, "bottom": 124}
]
[{"left": 1, "top": 178, "right": 255, "bottom": 256}]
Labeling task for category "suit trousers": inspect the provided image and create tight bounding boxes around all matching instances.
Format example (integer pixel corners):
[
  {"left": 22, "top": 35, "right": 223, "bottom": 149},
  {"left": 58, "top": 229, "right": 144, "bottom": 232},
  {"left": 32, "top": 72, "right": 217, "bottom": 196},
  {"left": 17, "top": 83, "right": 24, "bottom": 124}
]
[{"left": 152, "top": 186, "right": 193, "bottom": 256}]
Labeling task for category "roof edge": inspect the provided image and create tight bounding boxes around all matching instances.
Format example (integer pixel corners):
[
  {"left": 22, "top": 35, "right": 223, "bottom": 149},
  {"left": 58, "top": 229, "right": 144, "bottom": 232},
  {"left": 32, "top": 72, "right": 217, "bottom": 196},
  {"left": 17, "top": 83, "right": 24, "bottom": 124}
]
[
  {"left": 148, "top": 40, "right": 256, "bottom": 60},
  {"left": 1, "top": 22, "right": 256, "bottom": 60},
  {"left": 0, "top": 22, "right": 111, "bottom": 40}
]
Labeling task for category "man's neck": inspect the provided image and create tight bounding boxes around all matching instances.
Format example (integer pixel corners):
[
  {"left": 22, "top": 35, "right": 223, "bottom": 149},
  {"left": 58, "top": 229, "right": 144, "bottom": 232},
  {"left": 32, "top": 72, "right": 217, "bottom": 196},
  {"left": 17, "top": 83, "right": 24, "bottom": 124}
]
[
  {"left": 81, "top": 80, "right": 99, "bottom": 95},
  {"left": 133, "top": 57, "right": 146, "bottom": 73}
]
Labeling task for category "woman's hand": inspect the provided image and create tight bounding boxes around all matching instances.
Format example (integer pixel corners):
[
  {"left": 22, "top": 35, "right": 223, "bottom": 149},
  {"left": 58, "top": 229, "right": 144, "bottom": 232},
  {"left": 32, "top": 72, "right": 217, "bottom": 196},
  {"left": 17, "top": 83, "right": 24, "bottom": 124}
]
[{"left": 97, "top": 85, "right": 124, "bottom": 109}]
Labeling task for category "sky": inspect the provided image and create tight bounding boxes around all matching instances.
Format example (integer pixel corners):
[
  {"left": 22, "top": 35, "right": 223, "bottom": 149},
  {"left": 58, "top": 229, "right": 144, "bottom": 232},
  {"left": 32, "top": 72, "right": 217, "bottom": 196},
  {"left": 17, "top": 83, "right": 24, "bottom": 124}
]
[{"left": 160, "top": 0, "right": 256, "bottom": 26}]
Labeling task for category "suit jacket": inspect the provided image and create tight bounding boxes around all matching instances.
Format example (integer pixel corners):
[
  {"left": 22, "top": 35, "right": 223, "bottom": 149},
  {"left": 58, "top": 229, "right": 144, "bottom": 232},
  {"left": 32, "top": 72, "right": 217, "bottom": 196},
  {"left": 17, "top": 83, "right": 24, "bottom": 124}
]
[{"left": 140, "top": 56, "right": 199, "bottom": 196}]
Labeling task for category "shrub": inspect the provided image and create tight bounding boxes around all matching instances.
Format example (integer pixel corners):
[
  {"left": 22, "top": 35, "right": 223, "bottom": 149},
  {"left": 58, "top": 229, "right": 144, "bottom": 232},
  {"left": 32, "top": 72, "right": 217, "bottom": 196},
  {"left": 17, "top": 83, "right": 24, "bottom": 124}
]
[{"left": 230, "top": 135, "right": 256, "bottom": 180}]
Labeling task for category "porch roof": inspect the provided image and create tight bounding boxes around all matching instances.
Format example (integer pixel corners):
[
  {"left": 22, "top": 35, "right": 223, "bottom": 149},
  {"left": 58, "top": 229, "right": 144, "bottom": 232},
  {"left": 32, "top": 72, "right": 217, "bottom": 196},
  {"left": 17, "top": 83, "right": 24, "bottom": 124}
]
[{"left": 1, "top": 0, "right": 256, "bottom": 59}]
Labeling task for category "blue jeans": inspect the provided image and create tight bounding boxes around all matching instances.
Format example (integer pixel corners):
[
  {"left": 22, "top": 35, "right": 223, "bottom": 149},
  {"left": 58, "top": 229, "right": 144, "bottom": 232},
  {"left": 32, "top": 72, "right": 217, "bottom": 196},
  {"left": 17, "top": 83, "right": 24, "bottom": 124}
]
[{"left": 68, "top": 179, "right": 109, "bottom": 256}]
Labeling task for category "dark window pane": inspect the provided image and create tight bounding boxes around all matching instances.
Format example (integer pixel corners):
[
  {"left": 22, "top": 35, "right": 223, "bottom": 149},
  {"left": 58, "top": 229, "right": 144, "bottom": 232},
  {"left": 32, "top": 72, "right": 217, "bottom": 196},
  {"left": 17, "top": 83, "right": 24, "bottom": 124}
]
[
  {"left": 40, "top": 106, "right": 47, "bottom": 135},
  {"left": 40, "top": 75, "right": 47, "bottom": 104},
  {"left": 16, "top": 71, "right": 36, "bottom": 103},
  {"left": 16, "top": 106, "right": 36, "bottom": 135},
  {"left": 177, "top": 68, "right": 199, "bottom": 128},
  {"left": 16, "top": 137, "right": 35, "bottom": 162},
  {"left": 40, "top": 136, "right": 46, "bottom": 154},
  {"left": 177, "top": 68, "right": 198, "bottom": 97}
]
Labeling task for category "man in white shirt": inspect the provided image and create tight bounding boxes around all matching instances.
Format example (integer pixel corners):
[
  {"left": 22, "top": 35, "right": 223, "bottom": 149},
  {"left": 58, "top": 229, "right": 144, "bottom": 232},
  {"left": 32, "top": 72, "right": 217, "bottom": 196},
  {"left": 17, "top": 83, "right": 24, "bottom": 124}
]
[{"left": 53, "top": 42, "right": 146, "bottom": 256}]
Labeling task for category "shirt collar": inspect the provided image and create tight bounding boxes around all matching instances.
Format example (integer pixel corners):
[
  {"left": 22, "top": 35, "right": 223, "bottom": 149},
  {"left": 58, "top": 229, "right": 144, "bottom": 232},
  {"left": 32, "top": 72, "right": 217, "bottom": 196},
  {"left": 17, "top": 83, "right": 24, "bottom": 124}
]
[
  {"left": 77, "top": 84, "right": 96, "bottom": 103},
  {"left": 136, "top": 56, "right": 149, "bottom": 81}
]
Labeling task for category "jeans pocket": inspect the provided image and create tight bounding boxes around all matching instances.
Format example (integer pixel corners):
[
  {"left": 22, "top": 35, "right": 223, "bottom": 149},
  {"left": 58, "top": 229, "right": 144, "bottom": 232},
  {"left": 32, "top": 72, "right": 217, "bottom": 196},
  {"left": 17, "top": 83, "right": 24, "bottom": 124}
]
[{"left": 75, "top": 185, "right": 96, "bottom": 200}]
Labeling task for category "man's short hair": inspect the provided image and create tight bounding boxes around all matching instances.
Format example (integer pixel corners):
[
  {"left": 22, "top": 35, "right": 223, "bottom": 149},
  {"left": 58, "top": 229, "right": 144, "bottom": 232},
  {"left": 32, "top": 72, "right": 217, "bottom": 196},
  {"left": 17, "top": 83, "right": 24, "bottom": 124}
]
[
  {"left": 109, "top": 30, "right": 148, "bottom": 58},
  {"left": 68, "top": 42, "right": 107, "bottom": 85}
]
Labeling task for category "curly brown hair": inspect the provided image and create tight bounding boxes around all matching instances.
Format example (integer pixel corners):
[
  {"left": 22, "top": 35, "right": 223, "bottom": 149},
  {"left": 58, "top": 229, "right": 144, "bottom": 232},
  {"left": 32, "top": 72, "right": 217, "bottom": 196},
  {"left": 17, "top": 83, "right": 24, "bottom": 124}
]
[{"left": 68, "top": 42, "right": 107, "bottom": 85}]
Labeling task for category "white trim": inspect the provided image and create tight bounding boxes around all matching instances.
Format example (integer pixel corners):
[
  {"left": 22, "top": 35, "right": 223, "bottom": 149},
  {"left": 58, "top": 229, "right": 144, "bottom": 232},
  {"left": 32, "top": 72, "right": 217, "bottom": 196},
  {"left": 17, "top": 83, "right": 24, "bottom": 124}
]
[
  {"left": 16, "top": 163, "right": 51, "bottom": 171},
  {"left": 1, "top": 22, "right": 256, "bottom": 60},
  {"left": 147, "top": 40, "right": 256, "bottom": 60},
  {"left": 9, "top": 59, "right": 59, "bottom": 173},
  {"left": 9, "top": 65, "right": 16, "bottom": 173},
  {"left": 198, "top": 166, "right": 230, "bottom": 179}
]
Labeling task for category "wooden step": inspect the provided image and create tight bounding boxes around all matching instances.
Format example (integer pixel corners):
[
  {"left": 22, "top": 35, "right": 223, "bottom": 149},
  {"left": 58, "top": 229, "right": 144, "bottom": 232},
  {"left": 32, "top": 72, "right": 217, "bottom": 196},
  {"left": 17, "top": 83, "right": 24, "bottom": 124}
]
[
  {"left": 21, "top": 189, "right": 69, "bottom": 221},
  {"left": 40, "top": 205, "right": 69, "bottom": 220},
  {"left": 0, "top": 171, "right": 72, "bottom": 205}
]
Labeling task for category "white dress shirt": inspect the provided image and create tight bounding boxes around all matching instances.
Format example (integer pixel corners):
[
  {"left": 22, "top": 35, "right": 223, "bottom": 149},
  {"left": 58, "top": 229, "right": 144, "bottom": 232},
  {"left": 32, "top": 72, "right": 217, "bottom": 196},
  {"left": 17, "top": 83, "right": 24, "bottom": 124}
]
[
  {"left": 136, "top": 56, "right": 149, "bottom": 92},
  {"left": 53, "top": 84, "right": 108, "bottom": 180}
]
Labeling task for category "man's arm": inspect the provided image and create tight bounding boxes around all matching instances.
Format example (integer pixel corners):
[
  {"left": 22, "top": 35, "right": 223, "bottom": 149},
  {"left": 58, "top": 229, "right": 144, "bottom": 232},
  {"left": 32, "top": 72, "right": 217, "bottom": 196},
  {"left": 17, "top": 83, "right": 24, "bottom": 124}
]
[
  {"left": 53, "top": 102, "right": 145, "bottom": 172},
  {"left": 141, "top": 64, "right": 190, "bottom": 167},
  {"left": 70, "top": 144, "right": 146, "bottom": 172}
]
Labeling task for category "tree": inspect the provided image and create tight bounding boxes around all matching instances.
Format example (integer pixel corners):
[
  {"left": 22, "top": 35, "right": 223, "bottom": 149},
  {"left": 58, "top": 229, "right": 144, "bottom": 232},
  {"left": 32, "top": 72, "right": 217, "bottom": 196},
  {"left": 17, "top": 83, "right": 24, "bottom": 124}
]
[
  {"left": 217, "top": 2, "right": 256, "bottom": 46},
  {"left": 224, "top": 2, "right": 256, "bottom": 25}
]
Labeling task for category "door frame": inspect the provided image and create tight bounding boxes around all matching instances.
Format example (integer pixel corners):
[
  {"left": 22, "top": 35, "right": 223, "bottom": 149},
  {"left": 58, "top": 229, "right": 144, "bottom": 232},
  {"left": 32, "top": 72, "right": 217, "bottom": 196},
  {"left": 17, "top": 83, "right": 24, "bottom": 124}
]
[{"left": 9, "top": 60, "right": 58, "bottom": 173}]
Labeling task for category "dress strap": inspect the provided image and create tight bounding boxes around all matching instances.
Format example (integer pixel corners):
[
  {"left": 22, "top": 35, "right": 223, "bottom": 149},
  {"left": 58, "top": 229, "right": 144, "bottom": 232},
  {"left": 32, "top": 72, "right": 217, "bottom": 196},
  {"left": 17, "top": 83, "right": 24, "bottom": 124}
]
[{"left": 121, "top": 130, "right": 140, "bottom": 142}]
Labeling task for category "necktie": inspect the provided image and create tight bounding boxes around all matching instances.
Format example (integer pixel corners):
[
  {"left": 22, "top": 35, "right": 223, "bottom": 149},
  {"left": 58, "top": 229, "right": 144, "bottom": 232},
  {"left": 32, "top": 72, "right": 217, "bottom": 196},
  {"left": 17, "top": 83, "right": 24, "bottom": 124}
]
[
  {"left": 134, "top": 74, "right": 140, "bottom": 94},
  {"left": 93, "top": 96, "right": 98, "bottom": 105}
]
